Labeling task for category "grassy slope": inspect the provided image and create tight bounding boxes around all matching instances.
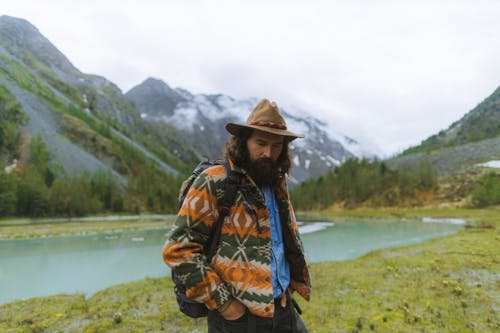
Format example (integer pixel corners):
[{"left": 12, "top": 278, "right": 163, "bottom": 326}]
[
  {"left": 0, "top": 210, "right": 498, "bottom": 332},
  {"left": 401, "top": 86, "right": 500, "bottom": 156}
]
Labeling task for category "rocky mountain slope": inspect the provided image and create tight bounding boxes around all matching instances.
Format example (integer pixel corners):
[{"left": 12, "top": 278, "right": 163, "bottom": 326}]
[
  {"left": 0, "top": 15, "right": 195, "bottom": 182},
  {"left": 389, "top": 136, "right": 500, "bottom": 175}
]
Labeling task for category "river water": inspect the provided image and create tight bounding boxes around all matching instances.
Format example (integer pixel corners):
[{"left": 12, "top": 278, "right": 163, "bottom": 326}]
[{"left": 0, "top": 218, "right": 463, "bottom": 304}]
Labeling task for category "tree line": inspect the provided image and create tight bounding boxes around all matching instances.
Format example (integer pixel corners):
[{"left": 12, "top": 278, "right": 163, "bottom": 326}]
[
  {"left": 291, "top": 158, "right": 439, "bottom": 210},
  {"left": 3, "top": 141, "right": 498, "bottom": 217},
  {"left": 292, "top": 157, "right": 500, "bottom": 210},
  {"left": 0, "top": 135, "right": 182, "bottom": 217}
]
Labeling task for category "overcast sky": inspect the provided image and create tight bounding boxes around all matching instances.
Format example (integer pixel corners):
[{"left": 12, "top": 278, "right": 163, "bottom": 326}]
[{"left": 3, "top": 0, "right": 499, "bottom": 156}]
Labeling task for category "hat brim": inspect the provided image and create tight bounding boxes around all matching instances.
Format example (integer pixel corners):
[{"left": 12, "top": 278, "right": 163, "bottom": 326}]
[{"left": 226, "top": 122, "right": 305, "bottom": 141}]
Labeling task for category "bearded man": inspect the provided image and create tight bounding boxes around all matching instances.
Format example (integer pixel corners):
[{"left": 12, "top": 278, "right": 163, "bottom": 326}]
[{"left": 163, "top": 99, "right": 311, "bottom": 333}]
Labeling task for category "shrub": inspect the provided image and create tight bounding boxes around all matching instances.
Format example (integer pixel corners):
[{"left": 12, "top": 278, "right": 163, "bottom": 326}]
[{"left": 471, "top": 173, "right": 500, "bottom": 207}]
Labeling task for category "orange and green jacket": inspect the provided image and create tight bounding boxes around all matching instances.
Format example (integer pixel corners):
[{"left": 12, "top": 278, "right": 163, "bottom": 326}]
[{"left": 162, "top": 161, "right": 311, "bottom": 318}]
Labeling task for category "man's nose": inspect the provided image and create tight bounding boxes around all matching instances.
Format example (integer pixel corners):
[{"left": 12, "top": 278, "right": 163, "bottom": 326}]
[{"left": 262, "top": 146, "right": 272, "bottom": 158}]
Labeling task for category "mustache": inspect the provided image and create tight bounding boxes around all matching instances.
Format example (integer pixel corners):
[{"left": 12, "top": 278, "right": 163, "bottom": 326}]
[
  {"left": 252, "top": 158, "right": 275, "bottom": 172},
  {"left": 254, "top": 157, "right": 273, "bottom": 165},
  {"left": 247, "top": 157, "right": 278, "bottom": 186}
]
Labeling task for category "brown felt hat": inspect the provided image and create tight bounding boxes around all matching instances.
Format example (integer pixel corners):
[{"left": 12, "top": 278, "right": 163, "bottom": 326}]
[{"left": 226, "top": 99, "right": 305, "bottom": 141}]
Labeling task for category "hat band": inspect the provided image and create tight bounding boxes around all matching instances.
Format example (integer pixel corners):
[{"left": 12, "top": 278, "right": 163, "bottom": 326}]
[{"left": 248, "top": 121, "right": 287, "bottom": 130}]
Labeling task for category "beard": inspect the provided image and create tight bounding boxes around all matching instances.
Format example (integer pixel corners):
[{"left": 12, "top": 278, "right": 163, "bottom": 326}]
[{"left": 247, "top": 157, "right": 280, "bottom": 186}]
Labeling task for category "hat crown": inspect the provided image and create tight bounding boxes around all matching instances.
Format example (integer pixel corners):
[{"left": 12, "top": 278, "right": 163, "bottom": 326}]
[{"left": 246, "top": 99, "right": 287, "bottom": 130}]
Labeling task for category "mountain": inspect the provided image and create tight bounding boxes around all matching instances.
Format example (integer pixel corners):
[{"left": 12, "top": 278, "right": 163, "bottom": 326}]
[
  {"left": 126, "top": 78, "right": 366, "bottom": 182},
  {"left": 0, "top": 16, "right": 369, "bottom": 185},
  {"left": 0, "top": 15, "right": 207, "bottom": 215},
  {"left": 0, "top": 15, "right": 196, "bottom": 180},
  {"left": 389, "top": 86, "right": 500, "bottom": 175}
]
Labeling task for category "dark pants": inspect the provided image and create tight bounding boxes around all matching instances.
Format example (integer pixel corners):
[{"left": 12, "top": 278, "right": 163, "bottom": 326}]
[{"left": 207, "top": 298, "right": 309, "bottom": 333}]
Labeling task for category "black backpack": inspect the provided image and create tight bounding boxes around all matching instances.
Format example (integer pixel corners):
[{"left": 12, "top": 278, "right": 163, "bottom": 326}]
[{"left": 172, "top": 159, "right": 244, "bottom": 318}]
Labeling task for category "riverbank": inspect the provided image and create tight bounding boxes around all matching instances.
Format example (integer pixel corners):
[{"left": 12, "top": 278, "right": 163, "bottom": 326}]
[
  {"left": 0, "top": 215, "right": 176, "bottom": 239},
  {"left": 301, "top": 206, "right": 499, "bottom": 222},
  {"left": 0, "top": 210, "right": 497, "bottom": 332},
  {"left": 1, "top": 207, "right": 497, "bottom": 239}
]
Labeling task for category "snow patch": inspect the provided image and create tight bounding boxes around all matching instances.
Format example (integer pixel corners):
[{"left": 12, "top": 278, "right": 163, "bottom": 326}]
[
  {"left": 478, "top": 160, "right": 500, "bottom": 168},
  {"left": 422, "top": 217, "right": 466, "bottom": 225},
  {"left": 298, "top": 222, "right": 334, "bottom": 234},
  {"left": 165, "top": 96, "right": 256, "bottom": 131},
  {"left": 293, "top": 155, "right": 300, "bottom": 167},
  {"left": 327, "top": 155, "right": 341, "bottom": 166}
]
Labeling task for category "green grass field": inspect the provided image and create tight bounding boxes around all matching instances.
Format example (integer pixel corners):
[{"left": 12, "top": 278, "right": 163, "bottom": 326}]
[{"left": 0, "top": 209, "right": 498, "bottom": 332}]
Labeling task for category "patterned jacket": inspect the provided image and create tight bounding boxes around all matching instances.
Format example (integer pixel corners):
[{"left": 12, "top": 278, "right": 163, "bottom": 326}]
[{"left": 162, "top": 161, "right": 311, "bottom": 318}]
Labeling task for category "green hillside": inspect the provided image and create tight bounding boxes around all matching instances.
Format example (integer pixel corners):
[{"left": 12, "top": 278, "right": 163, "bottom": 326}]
[
  {"left": 0, "top": 16, "right": 200, "bottom": 217},
  {"left": 402, "top": 86, "right": 500, "bottom": 155},
  {"left": 0, "top": 84, "right": 27, "bottom": 159}
]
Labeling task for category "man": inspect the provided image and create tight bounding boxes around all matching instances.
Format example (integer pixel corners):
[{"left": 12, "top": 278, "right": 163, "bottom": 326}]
[{"left": 163, "top": 99, "right": 311, "bottom": 333}]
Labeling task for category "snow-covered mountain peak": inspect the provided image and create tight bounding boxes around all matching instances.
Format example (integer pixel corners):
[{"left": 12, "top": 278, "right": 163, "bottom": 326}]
[{"left": 127, "top": 78, "right": 376, "bottom": 181}]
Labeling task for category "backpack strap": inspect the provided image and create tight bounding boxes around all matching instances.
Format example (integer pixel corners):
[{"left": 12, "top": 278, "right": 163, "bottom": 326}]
[{"left": 206, "top": 160, "right": 243, "bottom": 262}]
